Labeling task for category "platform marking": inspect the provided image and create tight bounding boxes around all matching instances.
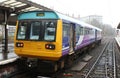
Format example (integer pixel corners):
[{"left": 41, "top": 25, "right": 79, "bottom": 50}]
[{"left": 0, "top": 57, "right": 18, "bottom": 65}]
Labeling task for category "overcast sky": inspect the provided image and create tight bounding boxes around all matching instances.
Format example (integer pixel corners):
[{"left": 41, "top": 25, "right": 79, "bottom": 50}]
[{"left": 31, "top": 0, "right": 120, "bottom": 28}]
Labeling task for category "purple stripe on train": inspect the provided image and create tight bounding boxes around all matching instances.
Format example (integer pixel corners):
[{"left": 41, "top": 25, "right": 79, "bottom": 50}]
[
  {"left": 62, "top": 48, "right": 69, "bottom": 56},
  {"left": 62, "top": 35, "right": 96, "bottom": 56}
]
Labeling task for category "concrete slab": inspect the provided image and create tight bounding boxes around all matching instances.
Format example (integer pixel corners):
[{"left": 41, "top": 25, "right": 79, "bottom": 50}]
[
  {"left": 83, "top": 54, "right": 92, "bottom": 62},
  {"left": 70, "top": 62, "right": 87, "bottom": 71}
]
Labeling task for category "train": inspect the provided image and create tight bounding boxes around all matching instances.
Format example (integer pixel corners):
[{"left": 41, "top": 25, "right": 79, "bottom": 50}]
[{"left": 14, "top": 11, "right": 102, "bottom": 72}]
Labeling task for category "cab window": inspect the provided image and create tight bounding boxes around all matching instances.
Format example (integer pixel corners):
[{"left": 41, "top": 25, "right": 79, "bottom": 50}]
[
  {"left": 44, "top": 21, "right": 56, "bottom": 41},
  {"left": 17, "top": 22, "right": 28, "bottom": 39},
  {"left": 30, "top": 22, "right": 41, "bottom": 40}
]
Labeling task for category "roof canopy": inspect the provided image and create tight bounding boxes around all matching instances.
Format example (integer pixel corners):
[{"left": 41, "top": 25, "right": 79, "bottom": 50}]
[
  {"left": 0, "top": 0, "right": 52, "bottom": 25},
  {"left": 117, "top": 23, "right": 120, "bottom": 29}
]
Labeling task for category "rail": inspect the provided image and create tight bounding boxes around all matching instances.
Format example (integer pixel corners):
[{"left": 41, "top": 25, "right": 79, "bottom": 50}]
[
  {"left": 85, "top": 41, "right": 109, "bottom": 78},
  {"left": 113, "top": 40, "right": 116, "bottom": 78},
  {"left": 85, "top": 39, "right": 117, "bottom": 78}
]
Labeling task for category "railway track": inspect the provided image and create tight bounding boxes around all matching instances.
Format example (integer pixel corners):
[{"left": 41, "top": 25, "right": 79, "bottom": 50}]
[
  {"left": 80, "top": 39, "right": 116, "bottom": 78},
  {"left": 114, "top": 39, "right": 120, "bottom": 78}
]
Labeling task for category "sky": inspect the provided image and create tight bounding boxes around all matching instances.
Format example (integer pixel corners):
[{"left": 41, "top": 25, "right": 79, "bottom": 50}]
[{"left": 31, "top": 0, "right": 120, "bottom": 28}]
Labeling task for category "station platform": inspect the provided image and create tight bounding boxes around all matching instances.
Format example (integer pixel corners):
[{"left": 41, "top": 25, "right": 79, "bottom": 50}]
[
  {"left": 115, "top": 37, "right": 120, "bottom": 46},
  {"left": 0, "top": 43, "right": 18, "bottom": 65},
  {"left": 115, "top": 37, "right": 120, "bottom": 51}
]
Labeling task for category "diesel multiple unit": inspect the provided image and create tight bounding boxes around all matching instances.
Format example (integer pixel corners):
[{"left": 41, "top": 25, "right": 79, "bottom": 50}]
[{"left": 14, "top": 11, "right": 102, "bottom": 71}]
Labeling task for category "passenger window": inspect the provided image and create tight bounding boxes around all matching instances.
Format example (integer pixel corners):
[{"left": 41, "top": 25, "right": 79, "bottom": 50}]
[
  {"left": 30, "top": 22, "right": 41, "bottom": 40},
  {"left": 63, "top": 23, "right": 70, "bottom": 37},
  {"left": 80, "top": 27, "right": 84, "bottom": 35},
  {"left": 63, "top": 23, "right": 70, "bottom": 44}
]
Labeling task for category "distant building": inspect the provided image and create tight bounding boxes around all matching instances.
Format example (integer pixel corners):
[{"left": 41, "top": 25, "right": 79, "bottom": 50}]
[{"left": 80, "top": 15, "right": 103, "bottom": 24}]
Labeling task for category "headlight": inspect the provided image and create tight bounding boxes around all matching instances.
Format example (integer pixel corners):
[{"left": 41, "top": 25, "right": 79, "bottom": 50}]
[
  {"left": 16, "top": 42, "right": 24, "bottom": 47},
  {"left": 45, "top": 44, "right": 55, "bottom": 50}
]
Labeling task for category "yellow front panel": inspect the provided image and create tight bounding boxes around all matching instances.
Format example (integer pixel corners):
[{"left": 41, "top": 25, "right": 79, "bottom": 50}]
[{"left": 14, "top": 20, "right": 63, "bottom": 61}]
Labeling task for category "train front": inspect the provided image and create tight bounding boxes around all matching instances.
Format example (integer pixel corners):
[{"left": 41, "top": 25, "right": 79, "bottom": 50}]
[{"left": 14, "top": 11, "right": 62, "bottom": 61}]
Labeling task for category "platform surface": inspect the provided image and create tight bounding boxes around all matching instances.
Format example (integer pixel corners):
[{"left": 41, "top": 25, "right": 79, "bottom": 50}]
[
  {"left": 0, "top": 43, "right": 17, "bottom": 65},
  {"left": 115, "top": 37, "right": 120, "bottom": 47},
  {"left": 0, "top": 52, "right": 17, "bottom": 61}
]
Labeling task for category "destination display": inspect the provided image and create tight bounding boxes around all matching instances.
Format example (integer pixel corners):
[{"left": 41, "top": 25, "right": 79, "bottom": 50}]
[{"left": 36, "top": 12, "right": 45, "bottom": 16}]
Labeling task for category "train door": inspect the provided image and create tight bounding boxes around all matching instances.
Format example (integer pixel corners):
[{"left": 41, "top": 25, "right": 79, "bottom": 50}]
[{"left": 69, "top": 23, "right": 75, "bottom": 55}]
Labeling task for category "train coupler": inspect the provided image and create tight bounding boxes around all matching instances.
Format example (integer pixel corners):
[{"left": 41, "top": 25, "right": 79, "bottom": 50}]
[{"left": 27, "top": 58, "right": 38, "bottom": 68}]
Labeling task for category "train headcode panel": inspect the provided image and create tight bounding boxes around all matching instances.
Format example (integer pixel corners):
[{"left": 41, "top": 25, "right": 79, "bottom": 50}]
[{"left": 36, "top": 12, "right": 45, "bottom": 16}]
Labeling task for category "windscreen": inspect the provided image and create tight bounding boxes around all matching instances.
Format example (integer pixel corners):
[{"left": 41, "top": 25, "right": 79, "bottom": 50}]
[
  {"left": 44, "top": 21, "right": 56, "bottom": 41},
  {"left": 17, "top": 20, "right": 57, "bottom": 41}
]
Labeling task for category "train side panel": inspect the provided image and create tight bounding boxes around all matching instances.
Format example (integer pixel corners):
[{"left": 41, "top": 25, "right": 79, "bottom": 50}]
[
  {"left": 62, "top": 24, "right": 99, "bottom": 56},
  {"left": 75, "top": 27, "right": 96, "bottom": 50}
]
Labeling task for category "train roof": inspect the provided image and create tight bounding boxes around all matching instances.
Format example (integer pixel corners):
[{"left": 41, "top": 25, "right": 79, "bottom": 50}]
[
  {"left": 55, "top": 11, "right": 102, "bottom": 31},
  {"left": 18, "top": 11, "right": 102, "bottom": 31}
]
